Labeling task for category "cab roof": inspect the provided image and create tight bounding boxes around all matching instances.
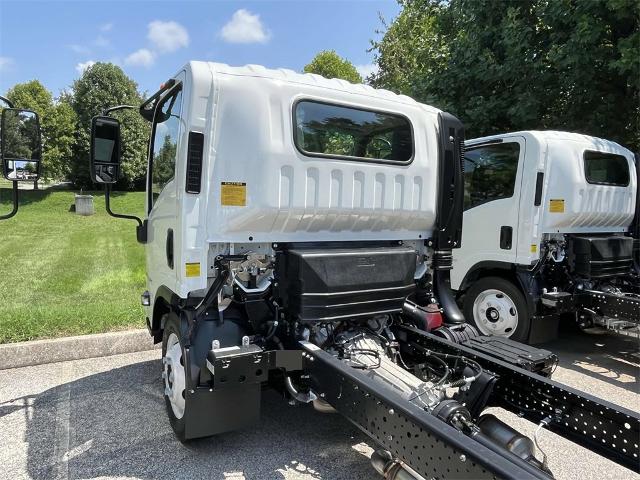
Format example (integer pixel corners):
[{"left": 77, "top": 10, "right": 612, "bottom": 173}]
[
  {"left": 467, "top": 130, "right": 633, "bottom": 157},
  {"left": 183, "top": 61, "right": 440, "bottom": 113}
]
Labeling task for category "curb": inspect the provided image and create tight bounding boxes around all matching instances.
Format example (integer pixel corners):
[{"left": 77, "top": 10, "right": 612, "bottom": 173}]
[{"left": 0, "top": 329, "right": 160, "bottom": 370}]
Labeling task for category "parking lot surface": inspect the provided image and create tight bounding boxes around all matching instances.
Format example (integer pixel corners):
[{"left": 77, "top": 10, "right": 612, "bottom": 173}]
[{"left": 0, "top": 329, "right": 638, "bottom": 480}]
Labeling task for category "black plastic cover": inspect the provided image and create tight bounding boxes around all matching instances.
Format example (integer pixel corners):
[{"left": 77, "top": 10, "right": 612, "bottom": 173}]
[
  {"left": 186, "top": 131, "right": 204, "bottom": 193},
  {"left": 276, "top": 247, "right": 416, "bottom": 322},
  {"left": 567, "top": 234, "right": 633, "bottom": 278},
  {"left": 434, "top": 112, "right": 465, "bottom": 249},
  {"left": 461, "top": 335, "right": 557, "bottom": 375}
]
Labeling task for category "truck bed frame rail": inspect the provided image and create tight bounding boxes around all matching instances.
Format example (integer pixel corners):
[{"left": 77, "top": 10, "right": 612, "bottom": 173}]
[
  {"left": 542, "top": 289, "right": 640, "bottom": 325},
  {"left": 300, "top": 341, "right": 553, "bottom": 480},
  {"left": 393, "top": 325, "right": 640, "bottom": 473}
]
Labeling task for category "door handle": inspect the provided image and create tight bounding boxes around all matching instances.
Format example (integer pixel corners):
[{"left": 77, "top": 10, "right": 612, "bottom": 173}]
[
  {"left": 166, "top": 229, "right": 174, "bottom": 269},
  {"left": 500, "top": 226, "right": 513, "bottom": 250}
]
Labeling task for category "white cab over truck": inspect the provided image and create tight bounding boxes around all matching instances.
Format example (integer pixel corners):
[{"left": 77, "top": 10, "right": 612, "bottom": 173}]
[
  {"left": 452, "top": 131, "right": 639, "bottom": 342},
  {"left": 89, "top": 63, "right": 639, "bottom": 479}
]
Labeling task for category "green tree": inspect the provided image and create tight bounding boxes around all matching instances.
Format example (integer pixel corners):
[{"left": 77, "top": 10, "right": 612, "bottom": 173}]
[
  {"left": 6, "top": 80, "right": 77, "bottom": 184},
  {"left": 304, "top": 50, "right": 363, "bottom": 83},
  {"left": 153, "top": 134, "right": 177, "bottom": 186},
  {"left": 70, "top": 62, "right": 149, "bottom": 189},
  {"left": 45, "top": 99, "right": 77, "bottom": 181},
  {"left": 371, "top": 0, "right": 640, "bottom": 151}
]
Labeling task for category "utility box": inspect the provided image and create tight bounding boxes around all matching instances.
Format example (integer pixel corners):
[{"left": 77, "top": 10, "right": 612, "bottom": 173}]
[{"left": 74, "top": 194, "right": 94, "bottom": 216}]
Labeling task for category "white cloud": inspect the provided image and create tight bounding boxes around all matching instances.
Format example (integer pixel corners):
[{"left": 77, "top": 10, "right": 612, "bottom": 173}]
[
  {"left": 220, "top": 9, "right": 270, "bottom": 44},
  {"left": 125, "top": 48, "right": 155, "bottom": 67},
  {"left": 100, "top": 22, "right": 113, "bottom": 32},
  {"left": 69, "top": 44, "right": 91, "bottom": 55},
  {"left": 76, "top": 60, "right": 96, "bottom": 74},
  {"left": 0, "top": 56, "right": 14, "bottom": 71},
  {"left": 94, "top": 35, "right": 110, "bottom": 48},
  {"left": 148, "top": 20, "right": 189, "bottom": 53},
  {"left": 355, "top": 63, "right": 378, "bottom": 81}
]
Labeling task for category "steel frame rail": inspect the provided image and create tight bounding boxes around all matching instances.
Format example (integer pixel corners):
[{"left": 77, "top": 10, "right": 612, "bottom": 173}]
[
  {"left": 300, "top": 341, "right": 553, "bottom": 480},
  {"left": 541, "top": 289, "right": 640, "bottom": 324},
  {"left": 577, "top": 290, "right": 640, "bottom": 323},
  {"left": 393, "top": 325, "right": 640, "bottom": 473}
]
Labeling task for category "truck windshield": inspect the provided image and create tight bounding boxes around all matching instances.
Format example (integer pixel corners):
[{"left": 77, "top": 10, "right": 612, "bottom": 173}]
[
  {"left": 584, "top": 151, "right": 630, "bottom": 186},
  {"left": 294, "top": 100, "right": 413, "bottom": 163}
]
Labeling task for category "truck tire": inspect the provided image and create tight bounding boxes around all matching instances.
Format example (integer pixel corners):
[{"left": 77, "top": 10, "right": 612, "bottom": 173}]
[
  {"left": 161, "top": 312, "right": 188, "bottom": 442},
  {"left": 463, "top": 277, "right": 530, "bottom": 342}
]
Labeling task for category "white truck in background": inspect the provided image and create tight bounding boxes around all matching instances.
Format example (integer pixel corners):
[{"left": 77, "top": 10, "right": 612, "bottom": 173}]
[{"left": 452, "top": 131, "right": 639, "bottom": 343}]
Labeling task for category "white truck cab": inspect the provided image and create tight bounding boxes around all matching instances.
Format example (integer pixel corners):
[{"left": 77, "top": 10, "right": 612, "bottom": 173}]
[
  {"left": 452, "top": 131, "right": 639, "bottom": 342},
  {"left": 140, "top": 62, "right": 445, "bottom": 306}
]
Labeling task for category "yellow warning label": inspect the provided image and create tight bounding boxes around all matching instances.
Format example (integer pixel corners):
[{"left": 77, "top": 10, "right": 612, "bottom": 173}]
[
  {"left": 221, "top": 182, "right": 247, "bottom": 206},
  {"left": 185, "top": 263, "right": 201, "bottom": 277},
  {"left": 531, "top": 244, "right": 538, "bottom": 253},
  {"left": 549, "top": 199, "right": 565, "bottom": 213}
]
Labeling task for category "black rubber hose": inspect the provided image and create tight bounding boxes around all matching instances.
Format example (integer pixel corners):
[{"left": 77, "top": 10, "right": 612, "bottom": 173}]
[
  {"left": 194, "top": 267, "right": 229, "bottom": 318},
  {"left": 433, "top": 267, "right": 465, "bottom": 325}
]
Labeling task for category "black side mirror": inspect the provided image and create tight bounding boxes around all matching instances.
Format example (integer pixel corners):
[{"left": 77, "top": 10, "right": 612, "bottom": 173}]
[
  {"left": 90, "top": 115, "right": 121, "bottom": 184},
  {"left": 1, "top": 108, "right": 42, "bottom": 182}
]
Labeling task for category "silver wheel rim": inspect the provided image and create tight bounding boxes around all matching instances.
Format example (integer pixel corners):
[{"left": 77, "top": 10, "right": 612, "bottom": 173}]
[
  {"left": 472, "top": 288, "right": 519, "bottom": 337},
  {"left": 163, "top": 333, "right": 186, "bottom": 419}
]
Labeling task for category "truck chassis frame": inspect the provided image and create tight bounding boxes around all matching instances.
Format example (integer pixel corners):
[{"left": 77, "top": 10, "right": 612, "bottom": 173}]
[
  {"left": 542, "top": 289, "right": 640, "bottom": 326},
  {"left": 196, "top": 325, "right": 640, "bottom": 479}
]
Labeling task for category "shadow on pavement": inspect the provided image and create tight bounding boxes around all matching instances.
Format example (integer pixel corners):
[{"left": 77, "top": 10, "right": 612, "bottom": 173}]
[
  {"left": 6, "top": 360, "right": 373, "bottom": 480},
  {"left": 541, "top": 328, "right": 639, "bottom": 394}
]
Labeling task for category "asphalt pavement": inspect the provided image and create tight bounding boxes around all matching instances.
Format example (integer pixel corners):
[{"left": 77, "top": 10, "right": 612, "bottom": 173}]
[{"left": 0, "top": 329, "right": 638, "bottom": 480}]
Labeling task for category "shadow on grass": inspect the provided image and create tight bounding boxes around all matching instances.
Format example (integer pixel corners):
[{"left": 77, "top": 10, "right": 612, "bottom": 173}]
[{"left": 2, "top": 360, "right": 373, "bottom": 480}]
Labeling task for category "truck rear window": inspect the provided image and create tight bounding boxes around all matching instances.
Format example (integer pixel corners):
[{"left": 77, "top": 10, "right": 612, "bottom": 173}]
[
  {"left": 584, "top": 151, "right": 630, "bottom": 186},
  {"left": 294, "top": 100, "right": 413, "bottom": 163}
]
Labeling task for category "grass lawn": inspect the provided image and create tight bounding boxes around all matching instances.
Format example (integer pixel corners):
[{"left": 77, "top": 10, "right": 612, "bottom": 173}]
[{"left": 0, "top": 185, "right": 147, "bottom": 343}]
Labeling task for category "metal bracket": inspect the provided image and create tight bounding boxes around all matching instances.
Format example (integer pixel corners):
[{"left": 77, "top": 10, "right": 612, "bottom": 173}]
[{"left": 206, "top": 345, "right": 304, "bottom": 391}]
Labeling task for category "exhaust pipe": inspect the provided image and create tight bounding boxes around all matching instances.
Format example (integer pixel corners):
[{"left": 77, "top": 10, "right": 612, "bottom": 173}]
[
  {"left": 312, "top": 398, "right": 336, "bottom": 413},
  {"left": 284, "top": 376, "right": 317, "bottom": 403},
  {"left": 371, "top": 450, "right": 425, "bottom": 480}
]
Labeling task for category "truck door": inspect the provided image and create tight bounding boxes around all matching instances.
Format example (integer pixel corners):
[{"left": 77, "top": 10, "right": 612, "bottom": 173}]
[
  {"left": 451, "top": 137, "right": 526, "bottom": 288},
  {"left": 146, "top": 78, "right": 185, "bottom": 297}
]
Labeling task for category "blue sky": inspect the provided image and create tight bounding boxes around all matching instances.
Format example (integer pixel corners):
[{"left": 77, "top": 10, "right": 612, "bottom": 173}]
[{"left": 0, "top": 0, "right": 400, "bottom": 97}]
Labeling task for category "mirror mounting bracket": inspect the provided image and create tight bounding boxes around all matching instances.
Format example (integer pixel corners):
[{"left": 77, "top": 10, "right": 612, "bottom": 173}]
[
  {"left": 104, "top": 184, "right": 146, "bottom": 243},
  {"left": 0, "top": 95, "right": 14, "bottom": 108},
  {"left": 0, "top": 182, "right": 18, "bottom": 220},
  {"left": 102, "top": 105, "right": 138, "bottom": 116}
]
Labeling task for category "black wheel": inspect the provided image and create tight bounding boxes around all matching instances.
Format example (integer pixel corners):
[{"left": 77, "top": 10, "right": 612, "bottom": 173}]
[
  {"left": 463, "top": 276, "right": 530, "bottom": 342},
  {"left": 161, "top": 312, "right": 188, "bottom": 442}
]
